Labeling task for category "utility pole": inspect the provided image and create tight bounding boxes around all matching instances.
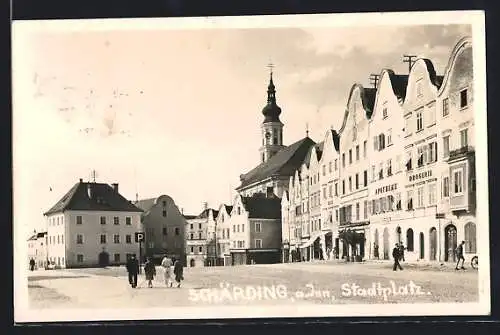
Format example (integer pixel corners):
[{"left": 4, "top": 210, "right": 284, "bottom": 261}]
[
  {"left": 403, "top": 55, "right": 418, "bottom": 74},
  {"left": 369, "top": 74, "right": 380, "bottom": 89}
]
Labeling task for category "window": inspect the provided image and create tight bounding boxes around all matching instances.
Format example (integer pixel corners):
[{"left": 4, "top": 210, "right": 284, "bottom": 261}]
[
  {"left": 363, "top": 141, "right": 367, "bottom": 158},
  {"left": 255, "top": 222, "right": 262, "bottom": 233},
  {"left": 335, "top": 159, "right": 338, "bottom": 171},
  {"left": 322, "top": 187, "right": 326, "bottom": 199},
  {"left": 443, "top": 176, "right": 450, "bottom": 197},
  {"left": 114, "top": 254, "right": 120, "bottom": 263},
  {"left": 126, "top": 235, "right": 132, "bottom": 243},
  {"left": 460, "top": 89, "right": 468, "bottom": 108},
  {"left": 428, "top": 183, "right": 437, "bottom": 205},
  {"left": 162, "top": 210, "right": 167, "bottom": 217},
  {"left": 322, "top": 165, "right": 326, "bottom": 176},
  {"left": 190, "top": 246, "right": 194, "bottom": 253},
  {"left": 342, "top": 153, "right": 345, "bottom": 167},
  {"left": 406, "top": 229, "right": 414, "bottom": 252},
  {"left": 379, "top": 162, "right": 384, "bottom": 180},
  {"left": 328, "top": 184, "right": 332, "bottom": 198},
  {"left": 387, "top": 159, "right": 392, "bottom": 176},
  {"left": 428, "top": 142, "right": 437, "bottom": 163},
  {"left": 355, "top": 174, "right": 359, "bottom": 190},
  {"left": 114, "top": 217, "right": 119, "bottom": 225},
  {"left": 175, "top": 227, "right": 180, "bottom": 236},
  {"left": 199, "top": 246, "right": 203, "bottom": 253},
  {"left": 349, "top": 149, "right": 352, "bottom": 164},
  {"left": 428, "top": 104, "right": 436, "bottom": 126},
  {"left": 387, "top": 129, "right": 392, "bottom": 146},
  {"left": 61, "top": 235, "right": 64, "bottom": 244},
  {"left": 407, "top": 190, "right": 414, "bottom": 210},
  {"left": 190, "top": 233, "right": 194, "bottom": 239},
  {"left": 464, "top": 222, "right": 476, "bottom": 253},
  {"left": 355, "top": 203, "right": 360, "bottom": 221},
  {"left": 100, "top": 216, "right": 106, "bottom": 225},
  {"left": 417, "top": 146, "right": 424, "bottom": 167},
  {"left": 162, "top": 227, "right": 167, "bottom": 235},
  {"left": 335, "top": 183, "right": 338, "bottom": 196},
  {"left": 77, "top": 254, "right": 84, "bottom": 263},
  {"left": 417, "top": 187, "right": 424, "bottom": 208},
  {"left": 348, "top": 177, "right": 352, "bottom": 192},
  {"left": 460, "top": 128, "right": 468, "bottom": 148},
  {"left": 237, "top": 225, "right": 240, "bottom": 233},
  {"left": 443, "top": 135, "right": 450, "bottom": 157},
  {"left": 363, "top": 170, "right": 368, "bottom": 187},
  {"left": 363, "top": 201, "right": 368, "bottom": 219},
  {"left": 190, "top": 224, "right": 194, "bottom": 229},
  {"left": 198, "top": 232, "right": 202, "bottom": 239},
  {"left": 242, "top": 224, "right": 245, "bottom": 232},
  {"left": 416, "top": 110, "right": 423, "bottom": 131},
  {"left": 453, "top": 169, "right": 464, "bottom": 194},
  {"left": 442, "top": 98, "right": 450, "bottom": 116},
  {"left": 382, "top": 107, "right": 388, "bottom": 119},
  {"left": 356, "top": 145, "right": 360, "bottom": 161},
  {"left": 417, "top": 80, "right": 423, "bottom": 96},
  {"left": 126, "top": 217, "right": 131, "bottom": 225},
  {"left": 329, "top": 161, "right": 332, "bottom": 173},
  {"left": 405, "top": 116, "right": 411, "bottom": 136},
  {"left": 255, "top": 239, "right": 262, "bottom": 248},
  {"left": 100, "top": 234, "right": 106, "bottom": 244},
  {"left": 76, "top": 216, "right": 82, "bottom": 225},
  {"left": 352, "top": 127, "right": 357, "bottom": 141},
  {"left": 199, "top": 223, "right": 202, "bottom": 229},
  {"left": 342, "top": 180, "right": 345, "bottom": 195}
]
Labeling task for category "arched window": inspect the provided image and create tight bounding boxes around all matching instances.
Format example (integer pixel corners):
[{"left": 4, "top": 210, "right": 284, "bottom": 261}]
[
  {"left": 464, "top": 222, "right": 476, "bottom": 253},
  {"left": 406, "top": 228, "right": 414, "bottom": 251}
]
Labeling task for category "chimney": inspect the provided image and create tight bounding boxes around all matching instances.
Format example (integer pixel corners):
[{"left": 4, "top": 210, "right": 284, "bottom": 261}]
[
  {"left": 79, "top": 178, "right": 83, "bottom": 183},
  {"left": 203, "top": 202, "right": 208, "bottom": 210},
  {"left": 181, "top": 208, "right": 184, "bottom": 215},
  {"left": 112, "top": 183, "right": 119, "bottom": 193},
  {"left": 87, "top": 184, "right": 93, "bottom": 199}
]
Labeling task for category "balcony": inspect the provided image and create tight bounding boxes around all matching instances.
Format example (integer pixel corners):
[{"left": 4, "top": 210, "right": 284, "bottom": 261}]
[{"left": 447, "top": 146, "right": 474, "bottom": 162}]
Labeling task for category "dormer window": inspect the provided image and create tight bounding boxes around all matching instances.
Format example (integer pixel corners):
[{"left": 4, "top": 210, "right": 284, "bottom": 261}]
[{"left": 382, "top": 107, "right": 388, "bottom": 119}]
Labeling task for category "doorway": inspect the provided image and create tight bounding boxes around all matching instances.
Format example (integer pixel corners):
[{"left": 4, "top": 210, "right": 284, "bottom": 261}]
[
  {"left": 98, "top": 252, "right": 110, "bottom": 267},
  {"left": 429, "top": 227, "right": 437, "bottom": 261},
  {"left": 419, "top": 232, "right": 425, "bottom": 259},
  {"left": 445, "top": 224, "right": 457, "bottom": 262},
  {"left": 383, "top": 228, "right": 389, "bottom": 260},
  {"left": 190, "top": 259, "right": 195, "bottom": 267}
]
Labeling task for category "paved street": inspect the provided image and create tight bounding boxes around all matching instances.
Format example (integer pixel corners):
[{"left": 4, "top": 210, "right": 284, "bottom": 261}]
[{"left": 28, "top": 260, "right": 479, "bottom": 309}]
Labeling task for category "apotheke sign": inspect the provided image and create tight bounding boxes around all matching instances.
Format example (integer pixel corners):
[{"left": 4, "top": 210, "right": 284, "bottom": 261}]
[
  {"left": 375, "top": 183, "right": 398, "bottom": 195},
  {"left": 408, "top": 170, "right": 433, "bottom": 182}
]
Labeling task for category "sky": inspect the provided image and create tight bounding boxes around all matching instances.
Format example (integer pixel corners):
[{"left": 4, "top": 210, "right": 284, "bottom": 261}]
[{"left": 12, "top": 17, "right": 472, "bottom": 234}]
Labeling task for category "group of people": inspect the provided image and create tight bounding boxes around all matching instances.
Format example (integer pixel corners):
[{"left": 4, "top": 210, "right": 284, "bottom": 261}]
[{"left": 125, "top": 254, "right": 184, "bottom": 289}]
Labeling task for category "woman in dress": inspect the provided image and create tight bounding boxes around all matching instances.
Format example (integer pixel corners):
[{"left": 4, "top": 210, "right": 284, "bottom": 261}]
[{"left": 144, "top": 257, "right": 156, "bottom": 288}]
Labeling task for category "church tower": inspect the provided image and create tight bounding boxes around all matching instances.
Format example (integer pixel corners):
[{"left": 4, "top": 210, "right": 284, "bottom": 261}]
[{"left": 259, "top": 65, "right": 285, "bottom": 163}]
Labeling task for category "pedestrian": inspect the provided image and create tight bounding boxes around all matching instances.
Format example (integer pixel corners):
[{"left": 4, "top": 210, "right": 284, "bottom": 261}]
[
  {"left": 126, "top": 254, "right": 139, "bottom": 288},
  {"left": 392, "top": 243, "right": 403, "bottom": 271},
  {"left": 29, "top": 258, "right": 35, "bottom": 271},
  {"left": 173, "top": 258, "right": 184, "bottom": 288},
  {"left": 144, "top": 257, "right": 156, "bottom": 288},
  {"left": 455, "top": 241, "right": 466, "bottom": 270},
  {"left": 161, "top": 255, "right": 173, "bottom": 287},
  {"left": 399, "top": 243, "right": 406, "bottom": 262}
]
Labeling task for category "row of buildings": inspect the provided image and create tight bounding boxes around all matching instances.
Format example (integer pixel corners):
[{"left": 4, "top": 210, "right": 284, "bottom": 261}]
[
  {"left": 28, "top": 36, "right": 477, "bottom": 269},
  {"left": 181, "top": 35, "right": 477, "bottom": 267}
]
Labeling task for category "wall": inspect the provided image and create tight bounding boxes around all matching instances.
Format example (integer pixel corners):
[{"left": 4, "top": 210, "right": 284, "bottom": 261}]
[
  {"left": 63, "top": 210, "right": 142, "bottom": 267},
  {"left": 249, "top": 218, "right": 282, "bottom": 249}
]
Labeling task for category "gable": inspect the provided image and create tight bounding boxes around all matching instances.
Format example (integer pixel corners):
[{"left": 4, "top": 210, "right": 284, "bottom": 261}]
[{"left": 404, "top": 59, "right": 442, "bottom": 111}]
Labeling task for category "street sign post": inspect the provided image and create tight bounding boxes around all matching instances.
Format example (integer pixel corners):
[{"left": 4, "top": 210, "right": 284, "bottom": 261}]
[{"left": 135, "top": 232, "right": 144, "bottom": 274}]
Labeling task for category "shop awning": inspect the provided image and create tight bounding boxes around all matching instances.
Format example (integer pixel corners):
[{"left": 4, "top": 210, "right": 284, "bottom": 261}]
[{"left": 300, "top": 230, "right": 329, "bottom": 249}]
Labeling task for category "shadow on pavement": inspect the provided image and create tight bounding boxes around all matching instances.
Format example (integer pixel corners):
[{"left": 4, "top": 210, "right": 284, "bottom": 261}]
[{"left": 28, "top": 275, "right": 89, "bottom": 281}]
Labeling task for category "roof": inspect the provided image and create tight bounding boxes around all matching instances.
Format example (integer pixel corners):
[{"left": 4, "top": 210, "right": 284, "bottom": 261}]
[
  {"left": 134, "top": 198, "right": 156, "bottom": 215},
  {"left": 27, "top": 234, "right": 37, "bottom": 241},
  {"left": 224, "top": 205, "right": 233, "bottom": 214},
  {"left": 193, "top": 208, "right": 218, "bottom": 219},
  {"left": 421, "top": 58, "right": 445, "bottom": 89},
  {"left": 237, "top": 136, "right": 316, "bottom": 190},
  {"left": 362, "top": 88, "right": 377, "bottom": 119},
  {"left": 43, "top": 180, "right": 143, "bottom": 216},
  {"left": 385, "top": 70, "right": 409, "bottom": 100},
  {"left": 36, "top": 232, "right": 47, "bottom": 238},
  {"left": 304, "top": 141, "right": 325, "bottom": 167},
  {"left": 183, "top": 215, "right": 197, "bottom": 220},
  {"left": 241, "top": 193, "right": 281, "bottom": 219}
]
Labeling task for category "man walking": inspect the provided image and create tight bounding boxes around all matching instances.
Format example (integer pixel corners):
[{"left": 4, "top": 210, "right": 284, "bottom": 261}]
[
  {"left": 392, "top": 243, "right": 403, "bottom": 271},
  {"left": 455, "top": 241, "right": 466, "bottom": 270},
  {"left": 173, "top": 257, "right": 184, "bottom": 288},
  {"left": 126, "top": 254, "right": 139, "bottom": 288}
]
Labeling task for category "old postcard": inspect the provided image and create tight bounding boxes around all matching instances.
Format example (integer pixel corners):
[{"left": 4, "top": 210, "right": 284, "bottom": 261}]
[{"left": 12, "top": 10, "right": 489, "bottom": 322}]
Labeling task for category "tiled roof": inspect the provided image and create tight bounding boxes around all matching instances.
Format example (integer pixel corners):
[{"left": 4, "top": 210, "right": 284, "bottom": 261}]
[
  {"left": 384, "top": 70, "right": 409, "bottom": 101},
  {"left": 304, "top": 141, "right": 324, "bottom": 167},
  {"left": 183, "top": 215, "right": 198, "bottom": 220},
  {"left": 134, "top": 198, "right": 157, "bottom": 215},
  {"left": 421, "top": 59, "right": 445, "bottom": 89},
  {"left": 237, "top": 136, "right": 316, "bottom": 190},
  {"left": 241, "top": 193, "right": 281, "bottom": 219},
  {"left": 43, "top": 180, "right": 143, "bottom": 216},
  {"left": 194, "top": 208, "right": 218, "bottom": 219},
  {"left": 362, "top": 87, "right": 377, "bottom": 119}
]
